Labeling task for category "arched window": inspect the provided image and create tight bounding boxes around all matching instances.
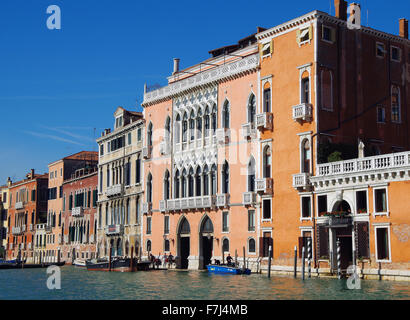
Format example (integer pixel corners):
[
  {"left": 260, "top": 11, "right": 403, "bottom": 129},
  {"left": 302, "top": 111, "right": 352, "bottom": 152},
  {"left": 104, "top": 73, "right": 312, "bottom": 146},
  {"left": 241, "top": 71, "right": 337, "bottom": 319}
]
[
  {"left": 182, "top": 112, "right": 188, "bottom": 142},
  {"left": 248, "top": 94, "right": 256, "bottom": 125},
  {"left": 204, "top": 107, "right": 210, "bottom": 137},
  {"left": 147, "top": 173, "right": 152, "bottom": 203},
  {"left": 248, "top": 156, "right": 256, "bottom": 192},
  {"left": 211, "top": 165, "right": 217, "bottom": 195},
  {"left": 222, "top": 162, "right": 229, "bottom": 194},
  {"left": 164, "top": 170, "right": 170, "bottom": 200},
  {"left": 391, "top": 85, "right": 401, "bottom": 122},
  {"left": 263, "top": 83, "right": 271, "bottom": 112},
  {"left": 175, "top": 114, "right": 181, "bottom": 144},
  {"left": 263, "top": 146, "right": 271, "bottom": 178},
  {"left": 174, "top": 170, "right": 180, "bottom": 198},
  {"left": 197, "top": 109, "right": 202, "bottom": 139},
  {"left": 147, "top": 122, "right": 153, "bottom": 147},
  {"left": 222, "top": 238, "right": 230, "bottom": 253},
  {"left": 222, "top": 100, "right": 230, "bottom": 129},
  {"left": 196, "top": 167, "right": 202, "bottom": 196},
  {"left": 248, "top": 238, "right": 256, "bottom": 253},
  {"left": 188, "top": 167, "right": 194, "bottom": 197},
  {"left": 302, "top": 139, "right": 311, "bottom": 173},
  {"left": 212, "top": 104, "right": 217, "bottom": 134},
  {"left": 182, "top": 169, "right": 187, "bottom": 198},
  {"left": 189, "top": 110, "right": 195, "bottom": 141},
  {"left": 164, "top": 239, "right": 170, "bottom": 252},
  {"left": 203, "top": 165, "right": 209, "bottom": 196}
]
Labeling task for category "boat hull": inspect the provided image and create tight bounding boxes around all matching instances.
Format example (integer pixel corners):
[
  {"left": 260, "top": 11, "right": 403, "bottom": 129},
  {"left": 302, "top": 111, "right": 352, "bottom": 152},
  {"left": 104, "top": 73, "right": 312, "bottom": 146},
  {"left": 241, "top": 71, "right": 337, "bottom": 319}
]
[
  {"left": 206, "top": 265, "right": 251, "bottom": 275},
  {"left": 86, "top": 258, "right": 138, "bottom": 272}
]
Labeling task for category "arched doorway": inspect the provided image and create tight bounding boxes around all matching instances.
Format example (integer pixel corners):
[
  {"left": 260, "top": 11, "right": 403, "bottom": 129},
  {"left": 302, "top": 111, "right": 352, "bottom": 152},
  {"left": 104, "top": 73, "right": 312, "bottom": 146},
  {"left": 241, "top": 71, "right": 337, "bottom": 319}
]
[
  {"left": 177, "top": 217, "right": 190, "bottom": 269},
  {"left": 199, "top": 216, "right": 214, "bottom": 270},
  {"left": 331, "top": 200, "right": 353, "bottom": 272}
]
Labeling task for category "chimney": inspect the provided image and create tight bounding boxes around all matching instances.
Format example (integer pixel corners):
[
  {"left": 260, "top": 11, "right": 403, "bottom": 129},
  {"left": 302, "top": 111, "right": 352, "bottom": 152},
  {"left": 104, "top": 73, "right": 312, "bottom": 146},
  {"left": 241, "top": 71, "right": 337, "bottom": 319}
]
[
  {"left": 399, "top": 18, "right": 408, "bottom": 39},
  {"left": 31, "top": 169, "right": 35, "bottom": 179},
  {"left": 335, "top": 0, "right": 347, "bottom": 21},
  {"left": 173, "top": 58, "right": 180, "bottom": 75},
  {"left": 7, "top": 177, "right": 12, "bottom": 187}
]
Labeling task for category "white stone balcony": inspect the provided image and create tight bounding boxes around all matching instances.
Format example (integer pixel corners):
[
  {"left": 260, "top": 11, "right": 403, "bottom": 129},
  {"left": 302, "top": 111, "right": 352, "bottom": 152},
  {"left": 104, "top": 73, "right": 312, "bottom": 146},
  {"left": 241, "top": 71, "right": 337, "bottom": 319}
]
[
  {"left": 143, "top": 146, "right": 152, "bottom": 159},
  {"left": 215, "top": 128, "right": 230, "bottom": 145},
  {"left": 202, "top": 196, "right": 214, "bottom": 208},
  {"left": 21, "top": 225, "right": 26, "bottom": 232},
  {"left": 241, "top": 123, "right": 257, "bottom": 140},
  {"left": 243, "top": 192, "right": 256, "bottom": 206},
  {"left": 20, "top": 243, "right": 25, "bottom": 250},
  {"left": 181, "top": 198, "right": 189, "bottom": 210},
  {"left": 106, "top": 184, "right": 123, "bottom": 197},
  {"left": 58, "top": 234, "right": 63, "bottom": 244},
  {"left": 28, "top": 243, "right": 33, "bottom": 250},
  {"left": 292, "top": 103, "right": 313, "bottom": 122},
  {"left": 15, "top": 201, "right": 24, "bottom": 210},
  {"left": 159, "top": 200, "right": 167, "bottom": 212},
  {"left": 12, "top": 227, "right": 21, "bottom": 235},
  {"left": 255, "top": 178, "right": 273, "bottom": 194},
  {"left": 256, "top": 113, "right": 273, "bottom": 130},
  {"left": 72, "top": 207, "right": 84, "bottom": 217},
  {"left": 90, "top": 234, "right": 95, "bottom": 244},
  {"left": 160, "top": 141, "right": 171, "bottom": 155},
  {"left": 167, "top": 199, "right": 175, "bottom": 211},
  {"left": 105, "top": 224, "right": 124, "bottom": 236},
  {"left": 174, "top": 199, "right": 181, "bottom": 211},
  {"left": 64, "top": 235, "right": 69, "bottom": 243},
  {"left": 45, "top": 225, "right": 52, "bottom": 233},
  {"left": 142, "top": 202, "right": 152, "bottom": 215},
  {"left": 216, "top": 194, "right": 230, "bottom": 207},
  {"left": 292, "top": 173, "right": 311, "bottom": 189}
]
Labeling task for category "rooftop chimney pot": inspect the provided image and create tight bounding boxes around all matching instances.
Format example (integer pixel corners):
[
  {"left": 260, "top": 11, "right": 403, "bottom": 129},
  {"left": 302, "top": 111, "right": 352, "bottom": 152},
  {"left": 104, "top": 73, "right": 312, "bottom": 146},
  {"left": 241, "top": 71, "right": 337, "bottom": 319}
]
[
  {"left": 173, "top": 58, "right": 180, "bottom": 75},
  {"left": 335, "top": 0, "right": 347, "bottom": 21},
  {"left": 399, "top": 18, "right": 408, "bottom": 39}
]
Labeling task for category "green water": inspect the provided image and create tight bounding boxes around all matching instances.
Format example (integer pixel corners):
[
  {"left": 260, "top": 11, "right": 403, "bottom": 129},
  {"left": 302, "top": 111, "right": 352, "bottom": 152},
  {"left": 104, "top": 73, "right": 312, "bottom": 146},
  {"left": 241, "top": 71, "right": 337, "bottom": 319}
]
[{"left": 0, "top": 266, "right": 409, "bottom": 300}]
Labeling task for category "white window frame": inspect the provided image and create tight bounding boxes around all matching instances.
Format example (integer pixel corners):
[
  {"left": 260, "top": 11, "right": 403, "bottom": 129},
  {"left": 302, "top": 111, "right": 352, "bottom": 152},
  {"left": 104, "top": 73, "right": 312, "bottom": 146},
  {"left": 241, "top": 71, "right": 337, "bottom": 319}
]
[
  {"left": 221, "top": 236, "right": 230, "bottom": 253},
  {"left": 248, "top": 209, "right": 256, "bottom": 232},
  {"left": 261, "top": 40, "right": 272, "bottom": 59},
  {"left": 354, "top": 188, "right": 369, "bottom": 215},
  {"left": 261, "top": 197, "right": 272, "bottom": 222},
  {"left": 374, "top": 223, "right": 392, "bottom": 263},
  {"left": 372, "top": 186, "right": 389, "bottom": 217},
  {"left": 247, "top": 237, "right": 257, "bottom": 255},
  {"left": 164, "top": 215, "right": 170, "bottom": 235},
  {"left": 299, "top": 27, "right": 311, "bottom": 45},
  {"left": 390, "top": 45, "right": 401, "bottom": 62},
  {"left": 300, "top": 194, "right": 313, "bottom": 221},
  {"left": 221, "top": 211, "right": 229, "bottom": 234}
]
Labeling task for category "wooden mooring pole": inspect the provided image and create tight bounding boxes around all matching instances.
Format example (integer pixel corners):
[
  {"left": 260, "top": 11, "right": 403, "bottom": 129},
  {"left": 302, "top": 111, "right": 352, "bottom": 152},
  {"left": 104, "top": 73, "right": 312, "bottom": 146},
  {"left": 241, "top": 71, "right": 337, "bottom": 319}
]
[
  {"left": 294, "top": 246, "right": 297, "bottom": 278},
  {"left": 243, "top": 246, "right": 246, "bottom": 271},
  {"left": 109, "top": 247, "right": 112, "bottom": 272},
  {"left": 130, "top": 246, "right": 134, "bottom": 272}
]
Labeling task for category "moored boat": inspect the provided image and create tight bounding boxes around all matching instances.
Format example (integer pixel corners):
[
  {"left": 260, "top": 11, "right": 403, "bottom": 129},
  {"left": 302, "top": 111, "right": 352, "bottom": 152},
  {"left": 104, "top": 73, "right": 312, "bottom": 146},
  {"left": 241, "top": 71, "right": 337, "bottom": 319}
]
[
  {"left": 206, "top": 264, "right": 251, "bottom": 275},
  {"left": 73, "top": 259, "right": 88, "bottom": 267},
  {"left": 86, "top": 257, "right": 138, "bottom": 272}
]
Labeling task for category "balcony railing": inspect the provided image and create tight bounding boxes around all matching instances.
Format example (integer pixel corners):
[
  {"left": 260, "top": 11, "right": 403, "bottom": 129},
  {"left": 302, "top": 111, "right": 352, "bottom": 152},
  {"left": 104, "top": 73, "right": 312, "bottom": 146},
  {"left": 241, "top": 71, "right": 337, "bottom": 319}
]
[
  {"left": 160, "top": 141, "right": 171, "bottom": 155},
  {"left": 316, "top": 151, "right": 410, "bottom": 177},
  {"left": 90, "top": 234, "right": 95, "bottom": 243},
  {"left": 21, "top": 225, "right": 26, "bottom": 232},
  {"left": 255, "top": 178, "right": 273, "bottom": 194},
  {"left": 15, "top": 201, "right": 24, "bottom": 210},
  {"left": 106, "top": 184, "right": 123, "bottom": 197},
  {"left": 241, "top": 123, "right": 257, "bottom": 140},
  {"left": 72, "top": 207, "right": 84, "bottom": 217},
  {"left": 45, "top": 225, "right": 52, "bottom": 233},
  {"left": 64, "top": 235, "right": 69, "bottom": 243},
  {"left": 143, "top": 146, "right": 152, "bottom": 159},
  {"left": 105, "top": 224, "right": 124, "bottom": 236},
  {"left": 58, "top": 234, "right": 63, "bottom": 244},
  {"left": 215, "top": 128, "right": 230, "bottom": 145},
  {"left": 142, "top": 202, "right": 152, "bottom": 215},
  {"left": 166, "top": 196, "right": 215, "bottom": 211},
  {"left": 292, "top": 103, "right": 312, "bottom": 122},
  {"left": 159, "top": 200, "right": 167, "bottom": 212},
  {"left": 292, "top": 173, "right": 311, "bottom": 189},
  {"left": 256, "top": 113, "right": 273, "bottom": 130},
  {"left": 243, "top": 192, "right": 256, "bottom": 206},
  {"left": 28, "top": 243, "right": 33, "bottom": 250},
  {"left": 216, "top": 194, "right": 230, "bottom": 207},
  {"left": 12, "top": 227, "right": 21, "bottom": 235}
]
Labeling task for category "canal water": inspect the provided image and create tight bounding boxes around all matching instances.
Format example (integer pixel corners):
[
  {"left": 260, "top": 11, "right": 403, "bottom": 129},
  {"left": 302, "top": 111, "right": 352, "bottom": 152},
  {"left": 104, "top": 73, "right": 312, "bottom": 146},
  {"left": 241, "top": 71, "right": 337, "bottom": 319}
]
[{"left": 0, "top": 266, "right": 409, "bottom": 300}]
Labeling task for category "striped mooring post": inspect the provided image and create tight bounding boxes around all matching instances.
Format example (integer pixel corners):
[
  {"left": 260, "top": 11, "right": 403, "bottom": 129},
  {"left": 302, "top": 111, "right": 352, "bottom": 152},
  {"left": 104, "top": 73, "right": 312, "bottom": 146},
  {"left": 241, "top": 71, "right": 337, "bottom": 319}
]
[
  {"left": 307, "top": 238, "right": 312, "bottom": 278},
  {"left": 336, "top": 238, "right": 341, "bottom": 279}
]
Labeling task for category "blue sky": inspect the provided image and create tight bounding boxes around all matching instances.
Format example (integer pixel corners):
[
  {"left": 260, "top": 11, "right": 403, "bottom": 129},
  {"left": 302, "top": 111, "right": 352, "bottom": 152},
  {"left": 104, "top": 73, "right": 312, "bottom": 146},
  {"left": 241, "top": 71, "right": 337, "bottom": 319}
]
[{"left": 0, "top": 0, "right": 408, "bottom": 184}]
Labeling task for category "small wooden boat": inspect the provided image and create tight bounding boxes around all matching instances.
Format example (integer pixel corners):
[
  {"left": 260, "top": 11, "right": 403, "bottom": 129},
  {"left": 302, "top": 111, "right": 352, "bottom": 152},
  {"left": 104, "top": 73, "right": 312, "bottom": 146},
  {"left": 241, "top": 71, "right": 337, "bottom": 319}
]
[
  {"left": 86, "top": 257, "right": 139, "bottom": 272},
  {"left": 206, "top": 264, "right": 251, "bottom": 275}
]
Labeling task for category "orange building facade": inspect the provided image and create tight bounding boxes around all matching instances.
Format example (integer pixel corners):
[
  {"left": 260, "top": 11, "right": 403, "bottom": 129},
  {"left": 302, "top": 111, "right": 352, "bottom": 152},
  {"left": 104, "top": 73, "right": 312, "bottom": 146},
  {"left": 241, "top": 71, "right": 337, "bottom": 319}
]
[{"left": 140, "top": 1, "right": 410, "bottom": 279}]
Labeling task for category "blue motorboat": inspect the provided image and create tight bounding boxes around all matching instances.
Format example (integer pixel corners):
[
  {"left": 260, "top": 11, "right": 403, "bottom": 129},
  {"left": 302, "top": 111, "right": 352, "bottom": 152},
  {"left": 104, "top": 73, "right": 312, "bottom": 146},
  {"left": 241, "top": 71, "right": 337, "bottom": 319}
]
[
  {"left": 206, "top": 264, "right": 251, "bottom": 275},
  {"left": 0, "top": 259, "right": 17, "bottom": 264}
]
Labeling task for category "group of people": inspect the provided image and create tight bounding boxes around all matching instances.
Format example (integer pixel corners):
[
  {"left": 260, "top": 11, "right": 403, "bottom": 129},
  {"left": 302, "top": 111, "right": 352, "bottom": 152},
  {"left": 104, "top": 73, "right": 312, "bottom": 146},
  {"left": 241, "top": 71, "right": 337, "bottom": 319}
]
[
  {"left": 213, "top": 254, "right": 236, "bottom": 267},
  {"left": 149, "top": 253, "right": 175, "bottom": 269}
]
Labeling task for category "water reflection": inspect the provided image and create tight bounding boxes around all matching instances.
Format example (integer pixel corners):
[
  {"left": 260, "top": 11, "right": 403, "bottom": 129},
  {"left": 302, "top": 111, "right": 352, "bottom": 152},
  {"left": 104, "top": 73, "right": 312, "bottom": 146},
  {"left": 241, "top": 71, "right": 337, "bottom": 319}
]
[{"left": 0, "top": 267, "right": 408, "bottom": 300}]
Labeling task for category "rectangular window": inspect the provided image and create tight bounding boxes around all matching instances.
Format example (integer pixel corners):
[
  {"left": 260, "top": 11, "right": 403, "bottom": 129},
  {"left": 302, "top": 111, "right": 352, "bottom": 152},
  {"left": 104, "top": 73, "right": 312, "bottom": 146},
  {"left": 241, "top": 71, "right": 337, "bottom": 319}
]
[
  {"left": 136, "top": 158, "right": 141, "bottom": 184},
  {"left": 391, "top": 46, "right": 401, "bottom": 62},
  {"left": 137, "top": 128, "right": 142, "bottom": 141},
  {"left": 375, "top": 188, "right": 387, "bottom": 213},
  {"left": 318, "top": 195, "right": 327, "bottom": 216},
  {"left": 222, "top": 211, "right": 229, "bottom": 232},
  {"left": 301, "top": 77, "right": 310, "bottom": 103},
  {"left": 300, "top": 27, "right": 310, "bottom": 42},
  {"left": 248, "top": 210, "right": 255, "bottom": 232},
  {"left": 261, "top": 42, "right": 270, "bottom": 56},
  {"left": 262, "top": 199, "right": 271, "bottom": 220},
  {"left": 301, "top": 197, "right": 311, "bottom": 218},
  {"left": 322, "top": 25, "right": 335, "bottom": 43},
  {"left": 128, "top": 132, "right": 132, "bottom": 145},
  {"left": 31, "top": 190, "right": 36, "bottom": 202},
  {"left": 356, "top": 191, "right": 367, "bottom": 213},
  {"left": 146, "top": 217, "right": 151, "bottom": 235},
  {"left": 93, "top": 190, "right": 97, "bottom": 207},
  {"left": 376, "top": 227, "right": 390, "bottom": 261},
  {"left": 391, "top": 86, "right": 401, "bottom": 123},
  {"left": 164, "top": 216, "right": 169, "bottom": 235},
  {"left": 376, "top": 42, "right": 386, "bottom": 58},
  {"left": 377, "top": 106, "right": 386, "bottom": 123},
  {"left": 59, "top": 186, "right": 63, "bottom": 198},
  {"left": 100, "top": 144, "right": 104, "bottom": 156}
]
